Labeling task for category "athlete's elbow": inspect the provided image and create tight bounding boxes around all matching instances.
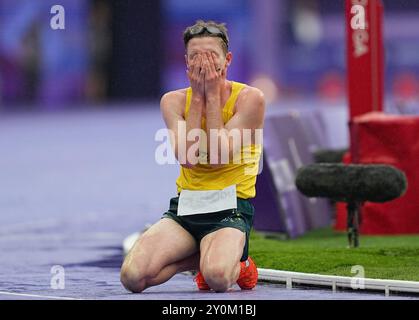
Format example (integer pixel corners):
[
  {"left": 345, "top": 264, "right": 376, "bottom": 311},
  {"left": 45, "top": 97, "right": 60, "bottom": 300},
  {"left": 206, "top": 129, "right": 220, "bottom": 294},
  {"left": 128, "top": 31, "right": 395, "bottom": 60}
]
[
  {"left": 174, "top": 148, "right": 196, "bottom": 169},
  {"left": 180, "top": 162, "right": 196, "bottom": 169},
  {"left": 177, "top": 154, "right": 199, "bottom": 169}
]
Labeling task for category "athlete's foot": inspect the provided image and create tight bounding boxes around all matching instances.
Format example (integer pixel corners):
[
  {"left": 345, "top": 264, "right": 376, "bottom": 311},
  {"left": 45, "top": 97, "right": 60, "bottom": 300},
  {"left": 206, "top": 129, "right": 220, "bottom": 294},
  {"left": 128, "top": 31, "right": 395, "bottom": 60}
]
[
  {"left": 193, "top": 271, "right": 210, "bottom": 290},
  {"left": 236, "top": 257, "right": 258, "bottom": 290}
]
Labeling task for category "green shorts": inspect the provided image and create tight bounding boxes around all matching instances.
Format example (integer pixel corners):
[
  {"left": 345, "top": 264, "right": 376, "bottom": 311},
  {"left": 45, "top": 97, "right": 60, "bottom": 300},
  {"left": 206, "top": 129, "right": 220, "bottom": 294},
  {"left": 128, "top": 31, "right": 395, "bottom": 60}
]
[{"left": 162, "top": 196, "right": 255, "bottom": 262}]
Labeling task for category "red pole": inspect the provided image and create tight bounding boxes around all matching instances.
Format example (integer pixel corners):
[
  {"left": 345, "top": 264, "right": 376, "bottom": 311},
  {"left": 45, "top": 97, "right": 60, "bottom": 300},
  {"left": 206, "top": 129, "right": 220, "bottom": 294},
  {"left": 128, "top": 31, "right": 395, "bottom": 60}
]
[
  {"left": 346, "top": 0, "right": 384, "bottom": 120},
  {"left": 335, "top": 1, "right": 385, "bottom": 232}
]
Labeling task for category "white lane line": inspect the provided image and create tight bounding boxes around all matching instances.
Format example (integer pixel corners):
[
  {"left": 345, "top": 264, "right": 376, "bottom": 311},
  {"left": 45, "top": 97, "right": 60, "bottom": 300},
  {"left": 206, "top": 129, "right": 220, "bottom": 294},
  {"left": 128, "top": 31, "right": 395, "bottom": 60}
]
[
  {"left": 258, "top": 268, "right": 419, "bottom": 295},
  {"left": 0, "top": 291, "right": 83, "bottom": 300}
]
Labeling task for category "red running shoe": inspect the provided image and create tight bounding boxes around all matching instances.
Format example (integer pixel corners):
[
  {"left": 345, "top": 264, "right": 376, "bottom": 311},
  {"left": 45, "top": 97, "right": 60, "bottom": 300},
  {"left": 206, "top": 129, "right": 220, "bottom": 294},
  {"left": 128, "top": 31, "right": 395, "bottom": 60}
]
[
  {"left": 194, "top": 272, "right": 210, "bottom": 290},
  {"left": 236, "top": 257, "right": 258, "bottom": 290}
]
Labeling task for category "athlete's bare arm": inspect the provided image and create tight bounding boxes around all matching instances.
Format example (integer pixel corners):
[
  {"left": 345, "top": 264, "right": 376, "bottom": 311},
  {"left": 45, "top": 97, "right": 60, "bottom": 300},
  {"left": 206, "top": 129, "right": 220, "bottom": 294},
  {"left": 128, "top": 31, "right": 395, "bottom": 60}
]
[
  {"left": 202, "top": 52, "right": 265, "bottom": 166},
  {"left": 160, "top": 54, "right": 208, "bottom": 168}
]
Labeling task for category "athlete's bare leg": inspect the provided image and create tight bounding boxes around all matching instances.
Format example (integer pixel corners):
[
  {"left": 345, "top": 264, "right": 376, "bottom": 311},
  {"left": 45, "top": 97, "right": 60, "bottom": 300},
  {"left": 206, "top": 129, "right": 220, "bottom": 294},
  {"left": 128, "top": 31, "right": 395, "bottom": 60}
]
[
  {"left": 120, "top": 218, "right": 199, "bottom": 293},
  {"left": 199, "top": 227, "right": 246, "bottom": 292}
]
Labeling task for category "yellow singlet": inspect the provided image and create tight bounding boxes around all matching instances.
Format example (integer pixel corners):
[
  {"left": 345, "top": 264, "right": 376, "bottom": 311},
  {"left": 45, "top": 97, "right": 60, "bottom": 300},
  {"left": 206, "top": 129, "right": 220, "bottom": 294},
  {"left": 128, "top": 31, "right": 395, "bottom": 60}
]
[{"left": 175, "top": 81, "right": 262, "bottom": 199}]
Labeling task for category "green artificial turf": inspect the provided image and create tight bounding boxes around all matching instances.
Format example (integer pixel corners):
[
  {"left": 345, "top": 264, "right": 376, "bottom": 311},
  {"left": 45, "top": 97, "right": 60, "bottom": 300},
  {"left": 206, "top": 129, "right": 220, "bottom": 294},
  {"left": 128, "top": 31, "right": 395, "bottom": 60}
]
[{"left": 249, "top": 227, "right": 419, "bottom": 281}]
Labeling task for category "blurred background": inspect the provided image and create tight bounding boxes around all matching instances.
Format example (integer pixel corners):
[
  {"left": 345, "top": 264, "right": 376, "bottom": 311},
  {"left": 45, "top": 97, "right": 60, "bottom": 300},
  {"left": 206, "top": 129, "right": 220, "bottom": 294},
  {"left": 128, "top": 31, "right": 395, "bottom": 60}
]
[
  {"left": 2, "top": 1, "right": 419, "bottom": 300},
  {"left": 1, "top": 0, "right": 419, "bottom": 235},
  {"left": 1, "top": 0, "right": 419, "bottom": 111}
]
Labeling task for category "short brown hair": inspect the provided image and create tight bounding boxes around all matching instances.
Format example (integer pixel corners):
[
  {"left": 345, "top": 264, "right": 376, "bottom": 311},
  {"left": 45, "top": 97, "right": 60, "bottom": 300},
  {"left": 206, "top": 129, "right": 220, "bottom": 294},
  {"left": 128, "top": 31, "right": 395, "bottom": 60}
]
[{"left": 183, "top": 20, "right": 229, "bottom": 54}]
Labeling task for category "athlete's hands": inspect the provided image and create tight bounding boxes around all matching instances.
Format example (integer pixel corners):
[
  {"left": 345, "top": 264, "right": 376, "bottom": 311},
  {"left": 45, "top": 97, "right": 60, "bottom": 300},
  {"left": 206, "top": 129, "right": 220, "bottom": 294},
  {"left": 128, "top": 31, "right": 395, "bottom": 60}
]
[
  {"left": 203, "top": 52, "right": 223, "bottom": 98},
  {"left": 187, "top": 54, "right": 206, "bottom": 99}
]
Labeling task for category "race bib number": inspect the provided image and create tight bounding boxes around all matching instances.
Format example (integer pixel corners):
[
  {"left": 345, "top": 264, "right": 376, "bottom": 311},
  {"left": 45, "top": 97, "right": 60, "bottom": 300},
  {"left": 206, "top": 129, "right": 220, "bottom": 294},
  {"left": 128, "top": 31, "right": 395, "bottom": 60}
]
[{"left": 178, "top": 185, "right": 237, "bottom": 216}]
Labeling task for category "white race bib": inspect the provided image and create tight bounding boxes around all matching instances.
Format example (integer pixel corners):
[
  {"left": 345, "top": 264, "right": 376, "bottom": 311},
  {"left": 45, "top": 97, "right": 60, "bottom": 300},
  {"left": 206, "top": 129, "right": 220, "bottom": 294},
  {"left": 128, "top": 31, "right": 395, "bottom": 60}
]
[{"left": 178, "top": 185, "right": 237, "bottom": 216}]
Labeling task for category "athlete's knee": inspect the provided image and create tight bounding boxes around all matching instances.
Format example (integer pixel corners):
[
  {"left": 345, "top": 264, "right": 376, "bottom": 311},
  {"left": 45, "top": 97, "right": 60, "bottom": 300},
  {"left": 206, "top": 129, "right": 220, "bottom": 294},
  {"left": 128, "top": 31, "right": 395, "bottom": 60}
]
[
  {"left": 120, "top": 264, "right": 144, "bottom": 293},
  {"left": 120, "top": 262, "right": 158, "bottom": 293},
  {"left": 202, "top": 262, "right": 233, "bottom": 292}
]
